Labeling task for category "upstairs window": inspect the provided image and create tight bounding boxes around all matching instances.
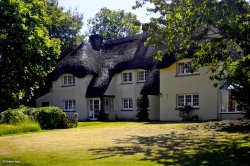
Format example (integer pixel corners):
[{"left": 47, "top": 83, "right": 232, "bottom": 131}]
[
  {"left": 177, "top": 62, "right": 198, "bottom": 75},
  {"left": 64, "top": 100, "right": 76, "bottom": 112},
  {"left": 63, "top": 75, "right": 75, "bottom": 86},
  {"left": 138, "top": 70, "right": 150, "bottom": 82},
  {"left": 177, "top": 94, "right": 199, "bottom": 108},
  {"left": 122, "top": 72, "right": 132, "bottom": 83}
]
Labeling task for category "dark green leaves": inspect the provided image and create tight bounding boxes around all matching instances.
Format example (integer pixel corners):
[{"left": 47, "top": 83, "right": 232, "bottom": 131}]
[{"left": 87, "top": 7, "right": 141, "bottom": 40}]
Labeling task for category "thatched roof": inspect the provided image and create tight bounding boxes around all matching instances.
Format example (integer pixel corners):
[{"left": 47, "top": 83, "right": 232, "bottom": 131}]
[
  {"left": 140, "top": 69, "right": 160, "bottom": 95},
  {"left": 50, "top": 33, "right": 160, "bottom": 97}
]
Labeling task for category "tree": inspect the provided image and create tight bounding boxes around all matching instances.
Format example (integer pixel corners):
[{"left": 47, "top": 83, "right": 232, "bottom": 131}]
[
  {"left": 134, "top": 0, "right": 250, "bottom": 116},
  {"left": 0, "top": 0, "right": 84, "bottom": 111},
  {"left": 46, "top": 0, "right": 84, "bottom": 60},
  {"left": 136, "top": 95, "right": 149, "bottom": 121},
  {"left": 87, "top": 7, "right": 141, "bottom": 39}
]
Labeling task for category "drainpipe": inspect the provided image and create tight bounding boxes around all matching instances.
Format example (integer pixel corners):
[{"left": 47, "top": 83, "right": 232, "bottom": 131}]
[{"left": 217, "top": 89, "right": 220, "bottom": 120}]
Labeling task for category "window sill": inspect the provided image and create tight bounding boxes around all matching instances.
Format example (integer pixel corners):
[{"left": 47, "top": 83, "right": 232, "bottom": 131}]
[
  {"left": 64, "top": 110, "right": 76, "bottom": 112},
  {"left": 175, "top": 73, "right": 200, "bottom": 77},
  {"left": 121, "top": 82, "right": 133, "bottom": 85},
  {"left": 137, "top": 81, "right": 146, "bottom": 83},
  {"left": 61, "top": 85, "right": 75, "bottom": 87},
  {"left": 175, "top": 107, "right": 199, "bottom": 110},
  {"left": 220, "top": 111, "right": 246, "bottom": 114},
  {"left": 121, "top": 109, "right": 133, "bottom": 111}
]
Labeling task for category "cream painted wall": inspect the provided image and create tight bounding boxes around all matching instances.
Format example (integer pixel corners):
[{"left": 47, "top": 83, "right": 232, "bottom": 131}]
[
  {"left": 36, "top": 92, "right": 54, "bottom": 107},
  {"left": 36, "top": 74, "right": 93, "bottom": 120},
  {"left": 148, "top": 95, "right": 160, "bottom": 120},
  {"left": 105, "top": 69, "right": 158, "bottom": 120},
  {"left": 160, "top": 59, "right": 219, "bottom": 121}
]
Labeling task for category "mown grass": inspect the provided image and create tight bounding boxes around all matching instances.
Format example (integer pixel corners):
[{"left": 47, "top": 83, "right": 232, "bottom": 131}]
[
  {"left": 0, "top": 120, "right": 41, "bottom": 136},
  {"left": 0, "top": 122, "right": 249, "bottom": 166}
]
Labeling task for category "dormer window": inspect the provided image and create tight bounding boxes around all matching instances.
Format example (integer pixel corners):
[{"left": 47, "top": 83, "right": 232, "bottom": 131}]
[
  {"left": 138, "top": 70, "right": 150, "bottom": 82},
  {"left": 122, "top": 72, "right": 132, "bottom": 83},
  {"left": 177, "top": 62, "right": 198, "bottom": 76},
  {"left": 63, "top": 75, "right": 75, "bottom": 86}
]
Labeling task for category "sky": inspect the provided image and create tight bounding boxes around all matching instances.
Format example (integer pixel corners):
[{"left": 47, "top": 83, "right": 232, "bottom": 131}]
[{"left": 57, "top": 0, "right": 157, "bottom": 34}]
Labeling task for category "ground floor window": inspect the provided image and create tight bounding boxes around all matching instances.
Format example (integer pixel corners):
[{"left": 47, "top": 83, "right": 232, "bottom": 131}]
[
  {"left": 104, "top": 97, "right": 114, "bottom": 112},
  {"left": 177, "top": 94, "right": 199, "bottom": 108},
  {"left": 63, "top": 100, "right": 76, "bottom": 112},
  {"left": 122, "top": 98, "right": 133, "bottom": 111},
  {"left": 220, "top": 90, "right": 248, "bottom": 113}
]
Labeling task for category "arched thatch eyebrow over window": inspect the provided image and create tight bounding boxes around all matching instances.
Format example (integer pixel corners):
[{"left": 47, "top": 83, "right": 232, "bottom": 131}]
[{"left": 50, "top": 33, "right": 159, "bottom": 97}]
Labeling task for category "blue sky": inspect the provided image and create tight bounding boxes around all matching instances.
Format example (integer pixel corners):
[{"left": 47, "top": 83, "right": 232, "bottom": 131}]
[{"left": 57, "top": 0, "right": 157, "bottom": 34}]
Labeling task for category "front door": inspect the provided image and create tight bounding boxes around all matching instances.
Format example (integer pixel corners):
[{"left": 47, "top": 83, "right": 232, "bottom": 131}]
[{"left": 89, "top": 98, "right": 100, "bottom": 120}]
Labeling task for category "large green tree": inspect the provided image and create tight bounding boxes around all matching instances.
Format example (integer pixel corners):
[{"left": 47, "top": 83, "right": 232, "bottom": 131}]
[
  {"left": 46, "top": 0, "right": 84, "bottom": 60},
  {"left": 87, "top": 7, "right": 141, "bottom": 39},
  {"left": 134, "top": 0, "right": 250, "bottom": 116},
  {"left": 0, "top": 0, "right": 83, "bottom": 111}
]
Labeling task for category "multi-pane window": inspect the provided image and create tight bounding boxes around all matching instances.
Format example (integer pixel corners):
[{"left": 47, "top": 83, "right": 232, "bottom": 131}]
[
  {"left": 63, "top": 75, "right": 75, "bottom": 86},
  {"left": 138, "top": 70, "right": 150, "bottom": 82},
  {"left": 177, "top": 94, "right": 199, "bottom": 108},
  {"left": 122, "top": 98, "right": 133, "bottom": 110},
  {"left": 104, "top": 98, "right": 114, "bottom": 112},
  {"left": 64, "top": 100, "right": 76, "bottom": 112},
  {"left": 122, "top": 72, "right": 132, "bottom": 83},
  {"left": 177, "top": 62, "right": 197, "bottom": 75}
]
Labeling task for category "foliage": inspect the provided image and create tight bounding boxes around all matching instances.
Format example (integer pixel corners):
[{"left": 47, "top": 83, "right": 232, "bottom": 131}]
[
  {"left": 46, "top": 0, "right": 84, "bottom": 60},
  {"left": 136, "top": 95, "right": 149, "bottom": 121},
  {"left": 87, "top": 7, "right": 141, "bottom": 39},
  {"left": 0, "top": 106, "right": 75, "bottom": 129},
  {"left": 67, "top": 112, "right": 79, "bottom": 127},
  {"left": 187, "top": 120, "right": 250, "bottom": 133},
  {"left": 97, "top": 102, "right": 109, "bottom": 121},
  {"left": 134, "top": 0, "right": 250, "bottom": 114},
  {"left": 0, "top": 120, "right": 41, "bottom": 136},
  {"left": 29, "top": 106, "right": 74, "bottom": 129},
  {"left": 178, "top": 105, "right": 198, "bottom": 121},
  {"left": 0, "top": 108, "right": 28, "bottom": 124},
  {"left": 226, "top": 56, "right": 250, "bottom": 118},
  {"left": 0, "top": 0, "right": 84, "bottom": 111}
]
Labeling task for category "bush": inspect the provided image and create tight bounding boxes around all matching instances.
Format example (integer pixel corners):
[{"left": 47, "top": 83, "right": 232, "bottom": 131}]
[
  {"left": 178, "top": 105, "right": 198, "bottom": 122},
  {"left": 136, "top": 95, "right": 149, "bottom": 121},
  {"left": 32, "top": 107, "right": 74, "bottom": 129},
  {"left": 97, "top": 110, "right": 109, "bottom": 121},
  {"left": 0, "top": 108, "right": 28, "bottom": 124},
  {"left": 0, "top": 106, "right": 75, "bottom": 129}
]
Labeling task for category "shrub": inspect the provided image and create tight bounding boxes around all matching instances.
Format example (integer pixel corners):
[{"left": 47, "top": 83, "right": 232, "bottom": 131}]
[
  {"left": 136, "top": 95, "right": 149, "bottom": 121},
  {"left": 0, "top": 106, "right": 75, "bottom": 129},
  {"left": 178, "top": 105, "right": 198, "bottom": 122},
  {"left": 97, "top": 110, "right": 109, "bottom": 121},
  {"left": 34, "top": 107, "right": 74, "bottom": 129},
  {"left": 0, "top": 108, "right": 28, "bottom": 124}
]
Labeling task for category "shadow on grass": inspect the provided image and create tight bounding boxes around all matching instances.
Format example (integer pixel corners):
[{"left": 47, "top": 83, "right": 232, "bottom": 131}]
[{"left": 88, "top": 132, "right": 250, "bottom": 166}]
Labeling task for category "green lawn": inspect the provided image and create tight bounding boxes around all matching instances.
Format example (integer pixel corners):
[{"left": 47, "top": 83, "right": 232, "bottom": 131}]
[{"left": 0, "top": 122, "right": 249, "bottom": 166}]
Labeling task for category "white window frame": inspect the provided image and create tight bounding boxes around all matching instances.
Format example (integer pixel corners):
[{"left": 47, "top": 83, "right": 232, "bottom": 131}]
[
  {"left": 122, "top": 98, "right": 133, "bottom": 111},
  {"left": 122, "top": 72, "right": 133, "bottom": 83},
  {"left": 63, "top": 75, "right": 75, "bottom": 86},
  {"left": 138, "top": 70, "right": 150, "bottom": 82},
  {"left": 63, "top": 100, "right": 76, "bottom": 112},
  {"left": 177, "top": 94, "right": 199, "bottom": 108},
  {"left": 177, "top": 62, "right": 198, "bottom": 76}
]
